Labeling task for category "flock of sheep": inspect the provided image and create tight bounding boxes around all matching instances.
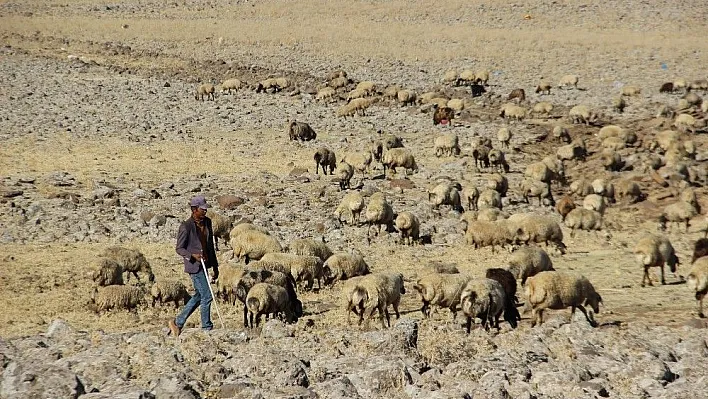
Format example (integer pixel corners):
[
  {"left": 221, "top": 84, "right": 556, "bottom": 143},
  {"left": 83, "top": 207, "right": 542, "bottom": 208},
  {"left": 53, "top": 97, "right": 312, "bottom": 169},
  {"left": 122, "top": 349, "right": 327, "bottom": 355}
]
[{"left": 87, "top": 67, "right": 708, "bottom": 332}]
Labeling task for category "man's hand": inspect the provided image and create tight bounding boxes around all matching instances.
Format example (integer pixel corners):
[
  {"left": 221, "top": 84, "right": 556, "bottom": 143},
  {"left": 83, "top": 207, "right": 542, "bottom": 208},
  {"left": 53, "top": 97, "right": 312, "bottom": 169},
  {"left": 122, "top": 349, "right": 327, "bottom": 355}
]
[{"left": 191, "top": 253, "right": 203, "bottom": 261}]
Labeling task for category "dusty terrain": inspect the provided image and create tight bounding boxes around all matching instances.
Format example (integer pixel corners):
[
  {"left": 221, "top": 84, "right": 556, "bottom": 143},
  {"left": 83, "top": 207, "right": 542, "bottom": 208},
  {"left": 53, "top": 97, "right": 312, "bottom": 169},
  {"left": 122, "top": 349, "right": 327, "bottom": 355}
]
[{"left": 1, "top": 0, "right": 707, "bottom": 398}]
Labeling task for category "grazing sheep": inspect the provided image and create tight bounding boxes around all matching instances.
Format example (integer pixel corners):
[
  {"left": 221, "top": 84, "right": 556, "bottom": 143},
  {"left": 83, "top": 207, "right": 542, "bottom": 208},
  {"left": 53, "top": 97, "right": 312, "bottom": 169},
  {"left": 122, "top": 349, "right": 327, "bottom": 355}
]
[
  {"left": 462, "top": 186, "right": 480, "bottom": 211},
  {"left": 255, "top": 77, "right": 290, "bottom": 93},
  {"left": 220, "top": 78, "right": 243, "bottom": 94},
  {"left": 564, "top": 208, "right": 602, "bottom": 237},
  {"left": 355, "top": 81, "right": 377, "bottom": 94},
  {"left": 234, "top": 268, "right": 299, "bottom": 327},
  {"left": 674, "top": 78, "right": 688, "bottom": 92},
  {"left": 660, "top": 82, "right": 675, "bottom": 93},
  {"left": 475, "top": 70, "right": 490, "bottom": 85},
  {"left": 499, "top": 103, "right": 526, "bottom": 121},
  {"left": 458, "top": 69, "right": 476, "bottom": 85},
  {"left": 476, "top": 207, "right": 507, "bottom": 222},
  {"left": 442, "top": 70, "right": 458, "bottom": 84},
  {"left": 487, "top": 173, "right": 508, "bottom": 197},
  {"left": 326, "top": 69, "right": 347, "bottom": 82},
  {"left": 434, "top": 133, "right": 460, "bottom": 157},
  {"left": 680, "top": 187, "right": 700, "bottom": 212},
  {"left": 413, "top": 273, "right": 472, "bottom": 320},
  {"left": 246, "top": 283, "right": 299, "bottom": 328},
  {"left": 540, "top": 156, "right": 566, "bottom": 186},
  {"left": 536, "top": 82, "right": 552, "bottom": 95},
  {"left": 230, "top": 229, "right": 283, "bottom": 264},
  {"left": 397, "top": 89, "right": 417, "bottom": 105},
  {"left": 382, "top": 148, "right": 417, "bottom": 177},
  {"left": 674, "top": 113, "right": 706, "bottom": 133},
  {"left": 195, "top": 83, "right": 215, "bottom": 101},
  {"left": 102, "top": 246, "right": 154, "bottom": 283},
  {"left": 477, "top": 189, "right": 502, "bottom": 210},
  {"left": 613, "top": 96, "right": 627, "bottom": 113},
  {"left": 691, "top": 238, "right": 708, "bottom": 264},
  {"left": 601, "top": 136, "right": 626, "bottom": 151},
  {"left": 334, "top": 191, "right": 365, "bottom": 225},
  {"left": 634, "top": 234, "right": 680, "bottom": 287},
  {"left": 532, "top": 101, "right": 554, "bottom": 116},
  {"left": 659, "top": 201, "right": 698, "bottom": 232},
  {"left": 433, "top": 105, "right": 455, "bottom": 126},
  {"left": 365, "top": 192, "right": 395, "bottom": 238},
  {"left": 621, "top": 85, "right": 642, "bottom": 96},
  {"left": 346, "top": 88, "right": 369, "bottom": 102},
  {"left": 395, "top": 211, "right": 420, "bottom": 245},
  {"left": 525, "top": 271, "right": 602, "bottom": 327},
  {"left": 150, "top": 279, "right": 190, "bottom": 308},
  {"left": 447, "top": 98, "right": 465, "bottom": 112},
  {"left": 582, "top": 194, "right": 607, "bottom": 215},
  {"left": 510, "top": 214, "right": 566, "bottom": 254},
  {"left": 260, "top": 252, "right": 325, "bottom": 290},
  {"left": 464, "top": 219, "right": 517, "bottom": 252},
  {"left": 556, "top": 141, "right": 586, "bottom": 161},
  {"left": 343, "top": 272, "right": 405, "bottom": 328},
  {"left": 91, "top": 258, "right": 124, "bottom": 287},
  {"left": 569, "top": 105, "right": 597, "bottom": 125},
  {"left": 553, "top": 126, "right": 571, "bottom": 143},
  {"left": 314, "top": 147, "right": 337, "bottom": 175},
  {"left": 208, "top": 211, "right": 235, "bottom": 252},
  {"left": 570, "top": 179, "right": 594, "bottom": 197},
  {"left": 329, "top": 75, "right": 351, "bottom": 90},
  {"left": 497, "top": 127, "right": 512, "bottom": 149},
  {"left": 215, "top": 265, "right": 244, "bottom": 305},
  {"left": 524, "top": 162, "right": 552, "bottom": 185},
  {"left": 558, "top": 74, "right": 579, "bottom": 89},
  {"left": 229, "top": 223, "right": 271, "bottom": 241},
  {"left": 336, "top": 97, "right": 377, "bottom": 117},
  {"left": 288, "top": 238, "right": 333, "bottom": 263},
  {"left": 507, "top": 246, "right": 554, "bottom": 286},
  {"left": 485, "top": 268, "right": 521, "bottom": 328},
  {"left": 507, "top": 88, "right": 526, "bottom": 103},
  {"left": 323, "top": 251, "right": 370, "bottom": 283},
  {"left": 371, "top": 134, "right": 404, "bottom": 162},
  {"left": 600, "top": 149, "right": 623, "bottom": 171},
  {"left": 520, "top": 179, "right": 554, "bottom": 206},
  {"left": 287, "top": 120, "right": 317, "bottom": 142},
  {"left": 316, "top": 86, "right": 337, "bottom": 102},
  {"left": 687, "top": 257, "right": 708, "bottom": 317},
  {"left": 336, "top": 161, "right": 354, "bottom": 190},
  {"left": 342, "top": 151, "right": 372, "bottom": 179},
  {"left": 429, "top": 182, "right": 464, "bottom": 212},
  {"left": 683, "top": 92, "right": 702, "bottom": 106},
  {"left": 488, "top": 149, "right": 510, "bottom": 173},
  {"left": 89, "top": 285, "right": 146, "bottom": 313},
  {"left": 460, "top": 278, "right": 507, "bottom": 332},
  {"left": 591, "top": 178, "right": 616, "bottom": 203}
]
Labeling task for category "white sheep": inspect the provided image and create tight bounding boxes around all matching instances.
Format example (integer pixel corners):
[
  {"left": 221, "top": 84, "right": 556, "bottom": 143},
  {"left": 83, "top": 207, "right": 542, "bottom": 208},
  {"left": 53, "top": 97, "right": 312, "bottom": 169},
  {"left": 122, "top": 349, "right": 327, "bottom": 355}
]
[
  {"left": 633, "top": 234, "right": 680, "bottom": 287},
  {"left": 499, "top": 103, "right": 526, "bottom": 121},
  {"left": 525, "top": 271, "right": 602, "bottom": 327},
  {"left": 216, "top": 265, "right": 245, "bottom": 305},
  {"left": 447, "top": 98, "right": 465, "bottom": 112},
  {"left": 365, "top": 192, "right": 395, "bottom": 238},
  {"left": 288, "top": 238, "right": 333, "bottom": 262},
  {"left": 316, "top": 86, "right": 337, "bottom": 102},
  {"left": 464, "top": 219, "right": 516, "bottom": 252},
  {"left": 564, "top": 208, "right": 602, "bottom": 237},
  {"left": 91, "top": 258, "right": 124, "bottom": 286},
  {"left": 524, "top": 162, "right": 552, "bottom": 185},
  {"left": 536, "top": 82, "right": 552, "bottom": 95},
  {"left": 460, "top": 278, "right": 507, "bottom": 332},
  {"left": 552, "top": 126, "right": 571, "bottom": 143},
  {"left": 397, "top": 89, "right": 417, "bottom": 105},
  {"left": 428, "top": 182, "right": 463, "bottom": 212},
  {"left": 336, "top": 161, "right": 354, "bottom": 190},
  {"left": 475, "top": 69, "right": 490, "bottom": 85},
  {"left": 582, "top": 194, "right": 606, "bottom": 215},
  {"left": 230, "top": 229, "right": 283, "bottom": 264},
  {"left": 323, "top": 251, "right": 370, "bottom": 283},
  {"left": 600, "top": 149, "right": 623, "bottom": 171},
  {"left": 488, "top": 149, "right": 509, "bottom": 173},
  {"left": 381, "top": 148, "right": 417, "bottom": 177},
  {"left": 89, "top": 285, "right": 146, "bottom": 313},
  {"left": 532, "top": 102, "right": 554, "bottom": 116},
  {"left": 343, "top": 272, "right": 405, "bottom": 328},
  {"left": 102, "top": 246, "right": 154, "bottom": 283},
  {"left": 208, "top": 211, "right": 235, "bottom": 252},
  {"left": 520, "top": 179, "right": 554, "bottom": 206},
  {"left": 591, "top": 178, "right": 616, "bottom": 203},
  {"left": 568, "top": 105, "right": 597, "bottom": 125},
  {"left": 462, "top": 186, "right": 480, "bottom": 211},
  {"left": 259, "top": 252, "right": 325, "bottom": 290},
  {"left": 150, "top": 279, "right": 190, "bottom": 308},
  {"left": 234, "top": 268, "right": 300, "bottom": 327},
  {"left": 620, "top": 85, "right": 641, "bottom": 96},
  {"left": 334, "top": 191, "right": 364, "bottom": 225},
  {"left": 336, "top": 97, "right": 377, "bottom": 117},
  {"left": 509, "top": 213, "right": 566, "bottom": 254},
  {"left": 687, "top": 257, "right": 708, "bottom": 317},
  {"left": 497, "top": 127, "right": 512, "bottom": 149},
  {"left": 355, "top": 80, "right": 377, "bottom": 94},
  {"left": 195, "top": 83, "right": 215, "bottom": 101},
  {"left": 220, "top": 78, "right": 243, "bottom": 94},
  {"left": 342, "top": 151, "right": 372, "bottom": 179},
  {"left": 659, "top": 201, "right": 698, "bottom": 232},
  {"left": 507, "top": 246, "right": 554, "bottom": 286},
  {"left": 558, "top": 74, "right": 579, "bottom": 89},
  {"left": 395, "top": 211, "right": 420, "bottom": 245},
  {"left": 487, "top": 173, "right": 508, "bottom": 197},
  {"left": 477, "top": 189, "right": 502, "bottom": 210},
  {"left": 413, "top": 272, "right": 472, "bottom": 320},
  {"left": 246, "top": 282, "right": 299, "bottom": 328},
  {"left": 434, "top": 133, "right": 460, "bottom": 157}
]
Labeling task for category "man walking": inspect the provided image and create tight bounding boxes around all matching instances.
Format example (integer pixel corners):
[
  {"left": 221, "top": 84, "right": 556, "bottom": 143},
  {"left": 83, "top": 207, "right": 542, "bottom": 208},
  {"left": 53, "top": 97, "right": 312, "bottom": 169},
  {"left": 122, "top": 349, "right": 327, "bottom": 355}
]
[{"left": 169, "top": 195, "right": 219, "bottom": 336}]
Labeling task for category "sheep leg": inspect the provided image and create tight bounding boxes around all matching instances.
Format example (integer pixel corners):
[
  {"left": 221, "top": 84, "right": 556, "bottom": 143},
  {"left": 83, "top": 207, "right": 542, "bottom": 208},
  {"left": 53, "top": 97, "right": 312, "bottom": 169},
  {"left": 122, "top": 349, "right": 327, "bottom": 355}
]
[
  {"left": 248, "top": 311, "right": 254, "bottom": 329},
  {"left": 575, "top": 304, "right": 596, "bottom": 326},
  {"left": 449, "top": 306, "right": 458, "bottom": 321},
  {"left": 465, "top": 316, "right": 472, "bottom": 334},
  {"left": 421, "top": 301, "right": 430, "bottom": 318},
  {"left": 255, "top": 312, "right": 263, "bottom": 327},
  {"left": 243, "top": 304, "right": 249, "bottom": 327},
  {"left": 381, "top": 305, "right": 390, "bottom": 328},
  {"left": 697, "top": 293, "right": 705, "bottom": 318},
  {"left": 660, "top": 265, "right": 666, "bottom": 285}
]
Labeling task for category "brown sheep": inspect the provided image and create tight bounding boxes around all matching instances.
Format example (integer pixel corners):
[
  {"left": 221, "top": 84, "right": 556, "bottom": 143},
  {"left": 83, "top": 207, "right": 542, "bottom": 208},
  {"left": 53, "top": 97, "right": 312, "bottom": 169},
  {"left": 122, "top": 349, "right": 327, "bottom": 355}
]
[
  {"left": 507, "top": 88, "right": 526, "bottom": 103},
  {"left": 555, "top": 195, "right": 576, "bottom": 221},
  {"left": 433, "top": 105, "right": 455, "bottom": 126}
]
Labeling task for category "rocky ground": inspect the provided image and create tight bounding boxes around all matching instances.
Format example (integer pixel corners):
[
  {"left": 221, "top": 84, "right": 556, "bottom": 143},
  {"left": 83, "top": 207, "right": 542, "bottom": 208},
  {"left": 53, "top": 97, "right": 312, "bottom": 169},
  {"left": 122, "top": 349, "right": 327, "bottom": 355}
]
[{"left": 1, "top": 0, "right": 707, "bottom": 398}]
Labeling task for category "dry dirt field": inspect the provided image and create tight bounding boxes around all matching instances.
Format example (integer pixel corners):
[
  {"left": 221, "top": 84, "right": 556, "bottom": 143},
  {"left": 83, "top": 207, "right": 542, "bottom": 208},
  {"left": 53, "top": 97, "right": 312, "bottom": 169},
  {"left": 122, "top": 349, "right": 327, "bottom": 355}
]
[{"left": 1, "top": 0, "right": 707, "bottom": 398}]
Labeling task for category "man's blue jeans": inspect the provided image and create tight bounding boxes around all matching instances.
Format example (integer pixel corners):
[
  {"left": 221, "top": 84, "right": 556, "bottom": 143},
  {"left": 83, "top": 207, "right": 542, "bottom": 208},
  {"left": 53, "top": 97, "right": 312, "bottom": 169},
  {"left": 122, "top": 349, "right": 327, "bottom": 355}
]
[{"left": 175, "top": 269, "right": 213, "bottom": 330}]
